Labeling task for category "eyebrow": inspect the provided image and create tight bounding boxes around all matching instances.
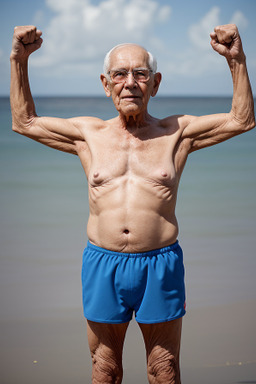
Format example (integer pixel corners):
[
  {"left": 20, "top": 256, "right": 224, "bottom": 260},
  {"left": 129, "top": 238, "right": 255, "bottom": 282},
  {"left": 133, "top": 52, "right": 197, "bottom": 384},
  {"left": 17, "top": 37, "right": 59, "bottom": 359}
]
[{"left": 109, "top": 67, "right": 150, "bottom": 72}]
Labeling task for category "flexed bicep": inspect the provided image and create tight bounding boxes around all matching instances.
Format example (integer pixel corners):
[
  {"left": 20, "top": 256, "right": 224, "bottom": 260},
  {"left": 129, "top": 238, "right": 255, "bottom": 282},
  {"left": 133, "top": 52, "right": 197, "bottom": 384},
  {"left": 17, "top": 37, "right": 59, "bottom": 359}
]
[
  {"left": 180, "top": 24, "right": 255, "bottom": 154},
  {"left": 10, "top": 26, "right": 89, "bottom": 155},
  {"left": 181, "top": 113, "right": 237, "bottom": 153}
]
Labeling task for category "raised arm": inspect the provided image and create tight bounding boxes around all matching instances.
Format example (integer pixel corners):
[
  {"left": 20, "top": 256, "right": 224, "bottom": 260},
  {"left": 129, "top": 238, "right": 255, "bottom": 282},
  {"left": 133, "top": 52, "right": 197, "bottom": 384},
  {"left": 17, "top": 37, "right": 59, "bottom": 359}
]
[
  {"left": 181, "top": 24, "right": 255, "bottom": 152},
  {"left": 10, "top": 25, "right": 85, "bottom": 155}
]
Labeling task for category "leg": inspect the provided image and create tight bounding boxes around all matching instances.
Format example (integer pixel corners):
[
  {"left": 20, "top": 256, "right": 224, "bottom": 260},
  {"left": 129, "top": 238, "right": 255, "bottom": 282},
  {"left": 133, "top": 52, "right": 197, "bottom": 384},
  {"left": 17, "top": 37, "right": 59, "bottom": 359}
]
[
  {"left": 139, "top": 318, "right": 182, "bottom": 384},
  {"left": 87, "top": 320, "right": 129, "bottom": 384}
]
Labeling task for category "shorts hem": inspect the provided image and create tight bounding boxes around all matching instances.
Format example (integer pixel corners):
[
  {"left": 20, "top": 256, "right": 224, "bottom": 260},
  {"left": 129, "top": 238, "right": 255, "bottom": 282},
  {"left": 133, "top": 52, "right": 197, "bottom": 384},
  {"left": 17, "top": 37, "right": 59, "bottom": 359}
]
[
  {"left": 135, "top": 310, "right": 186, "bottom": 324},
  {"left": 84, "top": 313, "right": 132, "bottom": 324}
]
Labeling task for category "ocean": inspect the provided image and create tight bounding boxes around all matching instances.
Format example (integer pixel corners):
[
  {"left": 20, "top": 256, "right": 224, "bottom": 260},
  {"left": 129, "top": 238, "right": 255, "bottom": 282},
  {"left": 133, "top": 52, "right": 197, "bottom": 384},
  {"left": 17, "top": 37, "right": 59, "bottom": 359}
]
[{"left": 1, "top": 96, "right": 256, "bottom": 383}]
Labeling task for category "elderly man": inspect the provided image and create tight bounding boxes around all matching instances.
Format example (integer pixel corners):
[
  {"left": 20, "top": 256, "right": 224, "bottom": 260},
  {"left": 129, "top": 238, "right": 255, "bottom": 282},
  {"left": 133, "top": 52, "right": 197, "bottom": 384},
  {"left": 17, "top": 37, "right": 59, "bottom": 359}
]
[{"left": 10, "top": 24, "right": 255, "bottom": 383}]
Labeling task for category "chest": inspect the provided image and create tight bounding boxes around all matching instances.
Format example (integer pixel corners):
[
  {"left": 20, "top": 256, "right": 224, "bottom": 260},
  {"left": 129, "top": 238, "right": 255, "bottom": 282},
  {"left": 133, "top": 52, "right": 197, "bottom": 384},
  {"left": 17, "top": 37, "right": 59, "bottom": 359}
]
[{"left": 86, "top": 131, "right": 178, "bottom": 187}]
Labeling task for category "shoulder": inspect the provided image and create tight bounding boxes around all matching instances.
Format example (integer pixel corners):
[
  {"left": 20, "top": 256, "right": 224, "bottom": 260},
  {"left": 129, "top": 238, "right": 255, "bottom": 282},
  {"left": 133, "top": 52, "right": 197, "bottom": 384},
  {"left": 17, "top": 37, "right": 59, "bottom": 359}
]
[
  {"left": 69, "top": 116, "right": 107, "bottom": 131},
  {"left": 69, "top": 116, "right": 111, "bottom": 144},
  {"left": 158, "top": 114, "right": 196, "bottom": 134}
]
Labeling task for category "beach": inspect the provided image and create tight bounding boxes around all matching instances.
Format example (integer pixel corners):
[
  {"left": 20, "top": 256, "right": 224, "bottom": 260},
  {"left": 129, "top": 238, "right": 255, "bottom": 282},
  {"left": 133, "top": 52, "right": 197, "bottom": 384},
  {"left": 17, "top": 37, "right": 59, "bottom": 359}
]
[{"left": 1, "top": 96, "right": 256, "bottom": 383}]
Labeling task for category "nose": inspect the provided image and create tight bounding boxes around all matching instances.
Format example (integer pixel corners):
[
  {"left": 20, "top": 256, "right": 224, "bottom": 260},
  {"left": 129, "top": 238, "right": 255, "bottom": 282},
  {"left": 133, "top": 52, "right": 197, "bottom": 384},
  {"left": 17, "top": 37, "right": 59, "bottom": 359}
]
[{"left": 124, "top": 72, "right": 137, "bottom": 88}]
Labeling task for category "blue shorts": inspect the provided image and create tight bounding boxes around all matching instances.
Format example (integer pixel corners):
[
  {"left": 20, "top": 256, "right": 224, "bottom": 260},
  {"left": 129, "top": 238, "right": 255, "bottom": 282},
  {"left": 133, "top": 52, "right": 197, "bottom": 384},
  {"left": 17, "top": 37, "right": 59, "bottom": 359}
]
[{"left": 81, "top": 241, "right": 186, "bottom": 324}]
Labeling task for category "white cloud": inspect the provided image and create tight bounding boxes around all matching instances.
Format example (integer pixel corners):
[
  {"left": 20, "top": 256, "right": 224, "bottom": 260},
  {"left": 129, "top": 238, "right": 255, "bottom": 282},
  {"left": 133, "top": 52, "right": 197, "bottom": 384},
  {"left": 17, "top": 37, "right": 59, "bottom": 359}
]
[
  {"left": 172, "top": 7, "right": 249, "bottom": 79},
  {"left": 46, "top": 0, "right": 86, "bottom": 13},
  {"left": 160, "top": 7, "right": 224, "bottom": 79},
  {"left": 189, "top": 7, "right": 220, "bottom": 50},
  {"left": 188, "top": 7, "right": 249, "bottom": 52},
  {"left": 230, "top": 10, "right": 248, "bottom": 30},
  {"left": 32, "top": 0, "right": 172, "bottom": 73},
  {"left": 33, "top": 10, "right": 46, "bottom": 26},
  {"left": 156, "top": 5, "right": 171, "bottom": 23},
  {"left": 27, "top": 2, "right": 252, "bottom": 95}
]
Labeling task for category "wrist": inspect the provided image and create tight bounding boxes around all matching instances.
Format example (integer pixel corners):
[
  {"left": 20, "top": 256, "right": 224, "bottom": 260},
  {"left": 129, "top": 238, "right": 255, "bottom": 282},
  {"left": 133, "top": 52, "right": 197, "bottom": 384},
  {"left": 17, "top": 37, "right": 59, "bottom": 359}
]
[
  {"left": 227, "top": 52, "right": 246, "bottom": 67},
  {"left": 10, "top": 52, "right": 29, "bottom": 64}
]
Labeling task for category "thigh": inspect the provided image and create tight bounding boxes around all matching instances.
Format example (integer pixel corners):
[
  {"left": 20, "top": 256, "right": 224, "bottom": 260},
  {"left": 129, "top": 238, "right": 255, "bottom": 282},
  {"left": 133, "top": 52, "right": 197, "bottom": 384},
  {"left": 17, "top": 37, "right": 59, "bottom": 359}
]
[
  {"left": 139, "top": 318, "right": 182, "bottom": 383},
  {"left": 87, "top": 320, "right": 129, "bottom": 362}
]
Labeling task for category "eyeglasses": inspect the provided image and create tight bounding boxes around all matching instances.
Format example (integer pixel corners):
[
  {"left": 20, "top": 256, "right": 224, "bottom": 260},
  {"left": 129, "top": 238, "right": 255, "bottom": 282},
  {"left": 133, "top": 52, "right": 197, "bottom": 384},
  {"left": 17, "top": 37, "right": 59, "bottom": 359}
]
[{"left": 108, "top": 68, "right": 153, "bottom": 83}]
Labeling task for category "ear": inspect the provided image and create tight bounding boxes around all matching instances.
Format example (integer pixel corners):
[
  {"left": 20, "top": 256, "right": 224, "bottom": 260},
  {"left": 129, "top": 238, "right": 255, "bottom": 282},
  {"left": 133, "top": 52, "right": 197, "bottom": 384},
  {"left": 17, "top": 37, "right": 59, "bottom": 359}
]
[
  {"left": 151, "top": 72, "right": 162, "bottom": 97},
  {"left": 100, "top": 74, "right": 111, "bottom": 97}
]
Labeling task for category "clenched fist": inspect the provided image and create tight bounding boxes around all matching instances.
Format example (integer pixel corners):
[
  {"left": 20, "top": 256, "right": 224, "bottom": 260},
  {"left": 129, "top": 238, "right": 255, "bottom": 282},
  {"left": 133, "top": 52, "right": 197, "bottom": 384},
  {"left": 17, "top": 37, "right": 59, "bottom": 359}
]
[
  {"left": 10, "top": 25, "right": 43, "bottom": 62},
  {"left": 210, "top": 24, "right": 245, "bottom": 63}
]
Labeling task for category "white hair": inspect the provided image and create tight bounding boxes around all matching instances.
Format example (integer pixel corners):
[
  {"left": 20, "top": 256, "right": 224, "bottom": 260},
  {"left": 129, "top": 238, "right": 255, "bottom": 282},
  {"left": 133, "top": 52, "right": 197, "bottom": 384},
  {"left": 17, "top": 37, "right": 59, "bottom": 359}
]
[{"left": 103, "top": 43, "right": 157, "bottom": 76}]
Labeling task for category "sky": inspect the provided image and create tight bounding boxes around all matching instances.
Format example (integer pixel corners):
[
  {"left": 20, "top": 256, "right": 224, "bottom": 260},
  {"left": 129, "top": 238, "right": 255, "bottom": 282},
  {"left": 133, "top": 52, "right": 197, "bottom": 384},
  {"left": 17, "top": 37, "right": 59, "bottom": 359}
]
[{"left": 1, "top": 0, "right": 256, "bottom": 96}]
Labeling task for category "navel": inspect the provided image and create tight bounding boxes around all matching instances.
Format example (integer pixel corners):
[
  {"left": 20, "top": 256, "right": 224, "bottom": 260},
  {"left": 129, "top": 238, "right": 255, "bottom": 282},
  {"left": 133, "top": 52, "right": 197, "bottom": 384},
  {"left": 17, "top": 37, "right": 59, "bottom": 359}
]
[{"left": 123, "top": 229, "right": 129, "bottom": 235}]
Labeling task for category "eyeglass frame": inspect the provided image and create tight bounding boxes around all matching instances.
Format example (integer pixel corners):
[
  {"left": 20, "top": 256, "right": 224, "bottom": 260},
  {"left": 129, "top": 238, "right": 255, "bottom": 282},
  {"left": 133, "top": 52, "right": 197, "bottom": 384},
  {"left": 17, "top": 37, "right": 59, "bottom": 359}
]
[{"left": 107, "top": 68, "right": 154, "bottom": 84}]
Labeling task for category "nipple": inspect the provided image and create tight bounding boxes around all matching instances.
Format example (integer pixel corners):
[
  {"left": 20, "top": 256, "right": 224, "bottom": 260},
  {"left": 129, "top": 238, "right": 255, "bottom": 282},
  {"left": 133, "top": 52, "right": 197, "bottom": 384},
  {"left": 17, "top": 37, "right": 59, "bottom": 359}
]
[
  {"left": 93, "top": 172, "right": 99, "bottom": 178},
  {"left": 161, "top": 170, "right": 168, "bottom": 178}
]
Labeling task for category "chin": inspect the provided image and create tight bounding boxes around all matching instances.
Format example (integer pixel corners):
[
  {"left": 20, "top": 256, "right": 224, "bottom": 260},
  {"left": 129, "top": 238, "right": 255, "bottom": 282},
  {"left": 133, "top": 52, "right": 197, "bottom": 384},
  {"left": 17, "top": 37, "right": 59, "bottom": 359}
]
[
  {"left": 124, "top": 108, "right": 142, "bottom": 119},
  {"left": 121, "top": 100, "right": 142, "bottom": 111}
]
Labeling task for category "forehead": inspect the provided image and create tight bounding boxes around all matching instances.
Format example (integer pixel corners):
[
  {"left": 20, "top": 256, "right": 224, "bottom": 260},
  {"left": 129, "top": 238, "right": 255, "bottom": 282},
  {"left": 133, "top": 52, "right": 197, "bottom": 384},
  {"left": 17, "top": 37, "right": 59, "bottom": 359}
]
[{"left": 109, "top": 45, "right": 149, "bottom": 69}]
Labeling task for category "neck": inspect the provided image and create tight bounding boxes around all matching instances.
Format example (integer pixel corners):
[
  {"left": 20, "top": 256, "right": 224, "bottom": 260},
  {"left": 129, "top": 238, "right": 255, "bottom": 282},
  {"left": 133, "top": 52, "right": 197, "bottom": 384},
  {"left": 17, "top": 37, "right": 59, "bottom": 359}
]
[{"left": 118, "top": 110, "right": 152, "bottom": 130}]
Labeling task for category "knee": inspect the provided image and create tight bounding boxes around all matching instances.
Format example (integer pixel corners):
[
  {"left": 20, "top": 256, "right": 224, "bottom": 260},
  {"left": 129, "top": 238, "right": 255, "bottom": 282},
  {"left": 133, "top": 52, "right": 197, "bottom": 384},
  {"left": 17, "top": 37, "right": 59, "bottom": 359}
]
[
  {"left": 147, "top": 346, "right": 180, "bottom": 384},
  {"left": 91, "top": 344, "right": 123, "bottom": 384}
]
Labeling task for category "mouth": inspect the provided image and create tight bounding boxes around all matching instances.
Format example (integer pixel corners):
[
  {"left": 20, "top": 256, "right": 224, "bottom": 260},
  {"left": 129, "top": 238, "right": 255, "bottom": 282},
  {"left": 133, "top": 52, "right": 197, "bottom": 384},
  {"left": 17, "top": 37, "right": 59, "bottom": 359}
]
[{"left": 121, "top": 95, "right": 141, "bottom": 100}]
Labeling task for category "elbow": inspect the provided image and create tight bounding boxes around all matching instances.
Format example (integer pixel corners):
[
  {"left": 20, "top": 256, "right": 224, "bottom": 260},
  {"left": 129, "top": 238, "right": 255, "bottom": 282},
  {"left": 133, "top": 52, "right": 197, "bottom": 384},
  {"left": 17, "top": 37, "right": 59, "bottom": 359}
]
[
  {"left": 230, "top": 110, "right": 256, "bottom": 134},
  {"left": 12, "top": 121, "right": 27, "bottom": 135},
  {"left": 244, "top": 113, "right": 256, "bottom": 132},
  {"left": 12, "top": 120, "right": 23, "bottom": 134},
  {"left": 239, "top": 119, "right": 255, "bottom": 134},
  {"left": 248, "top": 115, "right": 256, "bottom": 131},
  {"left": 11, "top": 116, "right": 36, "bottom": 135},
  {"left": 12, "top": 122, "right": 21, "bottom": 134}
]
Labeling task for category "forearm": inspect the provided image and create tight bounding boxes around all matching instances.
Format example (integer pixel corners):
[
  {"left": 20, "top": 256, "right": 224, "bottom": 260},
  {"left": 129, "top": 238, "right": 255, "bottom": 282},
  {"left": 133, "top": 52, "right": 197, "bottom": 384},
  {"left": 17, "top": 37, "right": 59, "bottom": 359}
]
[
  {"left": 228, "top": 56, "right": 255, "bottom": 131},
  {"left": 10, "top": 57, "right": 37, "bottom": 133}
]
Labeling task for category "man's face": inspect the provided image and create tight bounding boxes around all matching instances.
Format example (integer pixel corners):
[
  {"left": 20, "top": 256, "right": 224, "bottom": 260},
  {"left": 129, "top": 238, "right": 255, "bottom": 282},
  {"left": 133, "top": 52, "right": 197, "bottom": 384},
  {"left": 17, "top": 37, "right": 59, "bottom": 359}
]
[{"left": 101, "top": 45, "right": 161, "bottom": 119}]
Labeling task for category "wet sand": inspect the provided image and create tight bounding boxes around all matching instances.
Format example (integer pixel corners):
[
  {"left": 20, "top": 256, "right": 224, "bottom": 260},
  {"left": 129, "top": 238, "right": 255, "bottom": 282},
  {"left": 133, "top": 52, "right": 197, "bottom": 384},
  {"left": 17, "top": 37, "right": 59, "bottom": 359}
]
[{"left": 1, "top": 300, "right": 255, "bottom": 384}]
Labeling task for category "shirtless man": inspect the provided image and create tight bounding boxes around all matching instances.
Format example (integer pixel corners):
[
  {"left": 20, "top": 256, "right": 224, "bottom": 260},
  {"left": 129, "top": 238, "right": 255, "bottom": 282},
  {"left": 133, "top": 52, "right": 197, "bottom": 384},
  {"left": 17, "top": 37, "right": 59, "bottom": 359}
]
[{"left": 10, "top": 24, "right": 255, "bottom": 383}]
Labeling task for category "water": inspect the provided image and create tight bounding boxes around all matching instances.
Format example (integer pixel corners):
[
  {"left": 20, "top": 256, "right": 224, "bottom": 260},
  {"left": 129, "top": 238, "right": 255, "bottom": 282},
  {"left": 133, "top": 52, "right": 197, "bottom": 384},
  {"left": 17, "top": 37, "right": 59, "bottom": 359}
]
[
  {"left": 1, "top": 96, "right": 256, "bottom": 320},
  {"left": 1, "top": 96, "right": 256, "bottom": 384}
]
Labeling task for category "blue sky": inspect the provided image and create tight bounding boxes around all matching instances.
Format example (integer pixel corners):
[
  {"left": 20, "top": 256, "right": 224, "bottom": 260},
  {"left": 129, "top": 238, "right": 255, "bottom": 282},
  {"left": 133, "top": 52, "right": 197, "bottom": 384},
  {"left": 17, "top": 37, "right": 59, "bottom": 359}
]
[{"left": 1, "top": 0, "right": 256, "bottom": 96}]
